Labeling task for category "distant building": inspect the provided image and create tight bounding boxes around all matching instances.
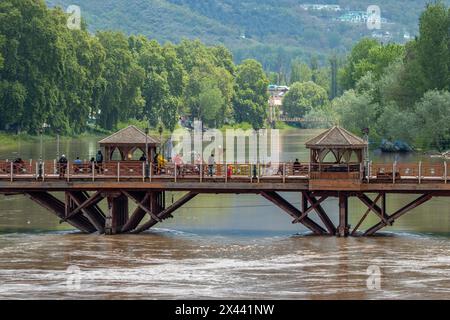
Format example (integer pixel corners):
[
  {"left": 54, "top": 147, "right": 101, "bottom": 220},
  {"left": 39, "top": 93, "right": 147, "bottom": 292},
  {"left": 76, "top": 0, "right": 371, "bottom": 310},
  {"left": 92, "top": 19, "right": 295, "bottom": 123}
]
[
  {"left": 268, "top": 85, "right": 289, "bottom": 122},
  {"left": 300, "top": 4, "right": 341, "bottom": 12},
  {"left": 336, "top": 11, "right": 388, "bottom": 24}
]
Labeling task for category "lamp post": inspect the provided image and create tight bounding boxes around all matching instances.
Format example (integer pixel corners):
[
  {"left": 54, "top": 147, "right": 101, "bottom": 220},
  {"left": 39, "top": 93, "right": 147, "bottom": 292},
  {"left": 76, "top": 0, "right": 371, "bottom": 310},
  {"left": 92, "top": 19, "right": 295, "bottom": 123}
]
[
  {"left": 38, "top": 127, "right": 43, "bottom": 179},
  {"left": 145, "top": 127, "right": 150, "bottom": 178},
  {"left": 56, "top": 128, "right": 61, "bottom": 161},
  {"left": 158, "top": 124, "right": 163, "bottom": 158},
  {"left": 362, "top": 127, "right": 370, "bottom": 179}
]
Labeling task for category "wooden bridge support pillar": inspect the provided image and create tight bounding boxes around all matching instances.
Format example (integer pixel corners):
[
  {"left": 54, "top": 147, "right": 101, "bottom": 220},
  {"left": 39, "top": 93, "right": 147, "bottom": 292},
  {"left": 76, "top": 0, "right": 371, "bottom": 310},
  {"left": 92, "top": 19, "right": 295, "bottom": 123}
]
[
  {"left": 338, "top": 193, "right": 349, "bottom": 237},
  {"left": 105, "top": 193, "right": 129, "bottom": 235}
]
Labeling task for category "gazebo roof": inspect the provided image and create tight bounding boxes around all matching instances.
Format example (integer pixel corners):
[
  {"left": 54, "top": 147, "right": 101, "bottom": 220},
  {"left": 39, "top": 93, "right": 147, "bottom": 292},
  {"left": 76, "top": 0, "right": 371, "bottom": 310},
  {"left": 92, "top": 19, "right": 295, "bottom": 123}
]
[
  {"left": 99, "top": 125, "right": 160, "bottom": 145},
  {"left": 305, "top": 126, "right": 367, "bottom": 149}
]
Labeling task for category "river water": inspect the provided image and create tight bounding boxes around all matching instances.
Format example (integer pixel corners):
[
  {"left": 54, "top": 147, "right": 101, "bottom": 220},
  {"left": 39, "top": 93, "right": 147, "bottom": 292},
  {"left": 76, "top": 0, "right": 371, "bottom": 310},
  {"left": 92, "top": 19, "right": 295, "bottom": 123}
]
[{"left": 0, "top": 129, "right": 449, "bottom": 300}]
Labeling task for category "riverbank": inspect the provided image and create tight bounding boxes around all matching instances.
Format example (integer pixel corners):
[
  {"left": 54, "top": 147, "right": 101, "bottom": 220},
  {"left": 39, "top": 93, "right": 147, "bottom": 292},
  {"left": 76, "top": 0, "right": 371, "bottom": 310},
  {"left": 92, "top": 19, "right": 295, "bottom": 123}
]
[{"left": 0, "top": 132, "right": 104, "bottom": 150}]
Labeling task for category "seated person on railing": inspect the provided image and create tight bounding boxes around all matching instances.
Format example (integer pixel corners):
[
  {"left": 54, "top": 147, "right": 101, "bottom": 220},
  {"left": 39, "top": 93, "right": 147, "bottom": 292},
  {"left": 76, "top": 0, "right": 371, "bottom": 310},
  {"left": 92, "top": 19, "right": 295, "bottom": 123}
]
[
  {"left": 139, "top": 153, "right": 146, "bottom": 162},
  {"left": 58, "top": 154, "right": 68, "bottom": 178},
  {"left": 293, "top": 159, "right": 301, "bottom": 175},
  {"left": 13, "top": 158, "right": 25, "bottom": 174},
  {"left": 173, "top": 154, "right": 184, "bottom": 177},
  {"left": 73, "top": 157, "right": 83, "bottom": 173}
]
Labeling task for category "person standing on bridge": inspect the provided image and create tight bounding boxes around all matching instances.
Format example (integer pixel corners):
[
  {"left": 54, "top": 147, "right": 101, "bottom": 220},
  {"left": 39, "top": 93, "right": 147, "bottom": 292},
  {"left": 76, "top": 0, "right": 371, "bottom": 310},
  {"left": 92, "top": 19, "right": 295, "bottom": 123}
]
[
  {"left": 208, "top": 154, "right": 215, "bottom": 177},
  {"left": 96, "top": 150, "right": 104, "bottom": 174},
  {"left": 58, "top": 154, "right": 68, "bottom": 179},
  {"left": 293, "top": 158, "right": 301, "bottom": 175}
]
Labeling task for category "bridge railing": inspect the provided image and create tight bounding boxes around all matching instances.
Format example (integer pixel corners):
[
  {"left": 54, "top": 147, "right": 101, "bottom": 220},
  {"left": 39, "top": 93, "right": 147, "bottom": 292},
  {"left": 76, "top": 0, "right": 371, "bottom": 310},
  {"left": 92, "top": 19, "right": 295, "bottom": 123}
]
[
  {"left": 0, "top": 160, "right": 448, "bottom": 184},
  {"left": 370, "top": 162, "right": 448, "bottom": 183}
]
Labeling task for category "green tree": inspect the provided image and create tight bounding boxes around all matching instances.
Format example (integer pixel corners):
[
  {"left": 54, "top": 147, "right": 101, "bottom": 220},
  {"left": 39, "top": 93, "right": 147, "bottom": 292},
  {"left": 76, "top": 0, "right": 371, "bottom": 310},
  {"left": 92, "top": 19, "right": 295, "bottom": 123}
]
[
  {"left": 333, "top": 90, "right": 380, "bottom": 138},
  {"left": 416, "top": 2, "right": 450, "bottom": 91},
  {"left": 282, "top": 81, "right": 328, "bottom": 118},
  {"left": 233, "top": 59, "right": 269, "bottom": 128},
  {"left": 290, "top": 60, "right": 312, "bottom": 84},
  {"left": 340, "top": 39, "right": 404, "bottom": 91},
  {"left": 96, "top": 31, "right": 145, "bottom": 130},
  {"left": 413, "top": 90, "right": 450, "bottom": 151}
]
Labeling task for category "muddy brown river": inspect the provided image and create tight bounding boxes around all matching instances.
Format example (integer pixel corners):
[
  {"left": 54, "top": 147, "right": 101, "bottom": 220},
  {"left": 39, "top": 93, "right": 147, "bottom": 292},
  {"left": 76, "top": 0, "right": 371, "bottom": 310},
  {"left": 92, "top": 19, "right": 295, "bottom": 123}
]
[{"left": 0, "top": 130, "right": 449, "bottom": 299}]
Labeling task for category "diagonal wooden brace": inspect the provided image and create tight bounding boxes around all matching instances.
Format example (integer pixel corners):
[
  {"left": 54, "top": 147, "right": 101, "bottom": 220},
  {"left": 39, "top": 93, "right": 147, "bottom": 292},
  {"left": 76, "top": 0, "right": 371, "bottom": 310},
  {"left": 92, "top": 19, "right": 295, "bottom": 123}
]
[
  {"left": 260, "top": 191, "right": 326, "bottom": 235},
  {"left": 121, "top": 190, "right": 162, "bottom": 222},
  {"left": 132, "top": 192, "right": 198, "bottom": 233},
  {"left": 364, "top": 193, "right": 433, "bottom": 236}
]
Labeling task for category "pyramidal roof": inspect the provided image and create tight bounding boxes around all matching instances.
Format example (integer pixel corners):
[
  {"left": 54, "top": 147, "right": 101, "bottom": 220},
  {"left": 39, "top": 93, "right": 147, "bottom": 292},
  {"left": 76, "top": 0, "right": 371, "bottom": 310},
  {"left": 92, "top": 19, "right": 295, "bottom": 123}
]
[
  {"left": 99, "top": 125, "right": 160, "bottom": 145},
  {"left": 305, "top": 126, "right": 367, "bottom": 148}
]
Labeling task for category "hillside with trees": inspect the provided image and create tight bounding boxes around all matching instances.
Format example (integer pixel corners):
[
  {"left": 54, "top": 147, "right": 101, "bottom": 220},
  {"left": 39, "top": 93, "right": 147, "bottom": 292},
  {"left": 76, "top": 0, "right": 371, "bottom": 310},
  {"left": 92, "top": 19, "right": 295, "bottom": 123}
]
[{"left": 45, "top": 0, "right": 450, "bottom": 73}]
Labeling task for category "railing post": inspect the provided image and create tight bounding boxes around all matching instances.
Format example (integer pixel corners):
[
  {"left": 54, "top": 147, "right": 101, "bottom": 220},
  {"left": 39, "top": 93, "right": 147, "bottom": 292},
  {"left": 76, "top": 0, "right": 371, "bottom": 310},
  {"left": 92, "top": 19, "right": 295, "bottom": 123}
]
[
  {"left": 368, "top": 161, "right": 372, "bottom": 183},
  {"left": 117, "top": 162, "right": 120, "bottom": 182},
  {"left": 282, "top": 163, "right": 286, "bottom": 183},
  {"left": 200, "top": 163, "right": 203, "bottom": 182},
  {"left": 225, "top": 163, "right": 228, "bottom": 183},
  {"left": 393, "top": 161, "right": 396, "bottom": 184},
  {"left": 66, "top": 161, "right": 70, "bottom": 182},
  {"left": 92, "top": 161, "right": 95, "bottom": 181},
  {"left": 308, "top": 162, "right": 311, "bottom": 179},
  {"left": 257, "top": 163, "right": 260, "bottom": 183},
  {"left": 445, "top": 161, "right": 447, "bottom": 184},
  {"left": 418, "top": 161, "right": 422, "bottom": 184},
  {"left": 53, "top": 159, "right": 57, "bottom": 175},
  {"left": 174, "top": 164, "right": 177, "bottom": 183},
  {"left": 35, "top": 161, "right": 38, "bottom": 180},
  {"left": 142, "top": 162, "right": 145, "bottom": 182},
  {"left": 42, "top": 162, "right": 45, "bottom": 182},
  {"left": 360, "top": 162, "right": 363, "bottom": 182},
  {"left": 150, "top": 162, "right": 153, "bottom": 182},
  {"left": 10, "top": 161, "right": 13, "bottom": 182}
]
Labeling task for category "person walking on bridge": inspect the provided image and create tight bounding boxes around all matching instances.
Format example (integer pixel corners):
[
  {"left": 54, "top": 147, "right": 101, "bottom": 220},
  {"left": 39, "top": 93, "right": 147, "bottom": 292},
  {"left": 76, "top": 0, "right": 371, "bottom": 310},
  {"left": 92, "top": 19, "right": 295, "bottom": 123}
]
[{"left": 208, "top": 154, "right": 215, "bottom": 177}]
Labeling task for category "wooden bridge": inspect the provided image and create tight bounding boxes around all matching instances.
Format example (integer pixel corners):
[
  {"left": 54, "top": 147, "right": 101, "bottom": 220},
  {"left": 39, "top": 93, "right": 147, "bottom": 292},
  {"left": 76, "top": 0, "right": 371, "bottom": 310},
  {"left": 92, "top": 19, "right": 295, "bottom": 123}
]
[
  {"left": 0, "top": 160, "right": 448, "bottom": 237},
  {"left": 0, "top": 126, "right": 448, "bottom": 237}
]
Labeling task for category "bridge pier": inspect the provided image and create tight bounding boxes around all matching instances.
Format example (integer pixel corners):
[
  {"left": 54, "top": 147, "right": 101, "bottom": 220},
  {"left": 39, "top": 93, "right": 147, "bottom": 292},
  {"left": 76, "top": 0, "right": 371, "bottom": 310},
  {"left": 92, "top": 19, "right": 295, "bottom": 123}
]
[
  {"left": 337, "top": 193, "right": 349, "bottom": 237},
  {"left": 105, "top": 193, "right": 129, "bottom": 235}
]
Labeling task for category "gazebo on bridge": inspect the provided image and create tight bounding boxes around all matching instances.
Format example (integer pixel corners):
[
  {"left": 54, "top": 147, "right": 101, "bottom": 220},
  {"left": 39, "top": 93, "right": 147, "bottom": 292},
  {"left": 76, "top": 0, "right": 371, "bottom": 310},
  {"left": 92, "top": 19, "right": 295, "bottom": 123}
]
[
  {"left": 305, "top": 126, "right": 368, "bottom": 179},
  {"left": 99, "top": 125, "right": 161, "bottom": 161}
]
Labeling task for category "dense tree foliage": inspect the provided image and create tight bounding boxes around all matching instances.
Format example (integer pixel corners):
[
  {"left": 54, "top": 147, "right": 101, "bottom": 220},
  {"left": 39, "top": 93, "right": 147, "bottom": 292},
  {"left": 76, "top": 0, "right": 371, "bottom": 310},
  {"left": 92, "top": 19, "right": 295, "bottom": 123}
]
[
  {"left": 46, "top": 0, "right": 445, "bottom": 74},
  {"left": 0, "top": 0, "right": 269, "bottom": 133},
  {"left": 283, "top": 82, "right": 328, "bottom": 118},
  {"left": 233, "top": 60, "right": 269, "bottom": 129},
  {"left": 334, "top": 2, "right": 450, "bottom": 151}
]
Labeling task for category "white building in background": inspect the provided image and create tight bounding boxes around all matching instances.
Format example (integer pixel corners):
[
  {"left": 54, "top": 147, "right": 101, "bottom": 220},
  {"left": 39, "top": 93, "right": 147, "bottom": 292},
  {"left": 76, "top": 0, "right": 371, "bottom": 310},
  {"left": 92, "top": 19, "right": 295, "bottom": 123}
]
[{"left": 299, "top": 4, "right": 342, "bottom": 12}]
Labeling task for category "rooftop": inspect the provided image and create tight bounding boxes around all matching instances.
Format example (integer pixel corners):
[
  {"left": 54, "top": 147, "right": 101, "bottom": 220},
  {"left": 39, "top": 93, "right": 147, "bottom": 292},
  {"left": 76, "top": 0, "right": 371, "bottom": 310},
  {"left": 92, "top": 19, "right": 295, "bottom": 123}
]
[
  {"left": 305, "top": 126, "right": 367, "bottom": 149},
  {"left": 98, "top": 125, "right": 160, "bottom": 145}
]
